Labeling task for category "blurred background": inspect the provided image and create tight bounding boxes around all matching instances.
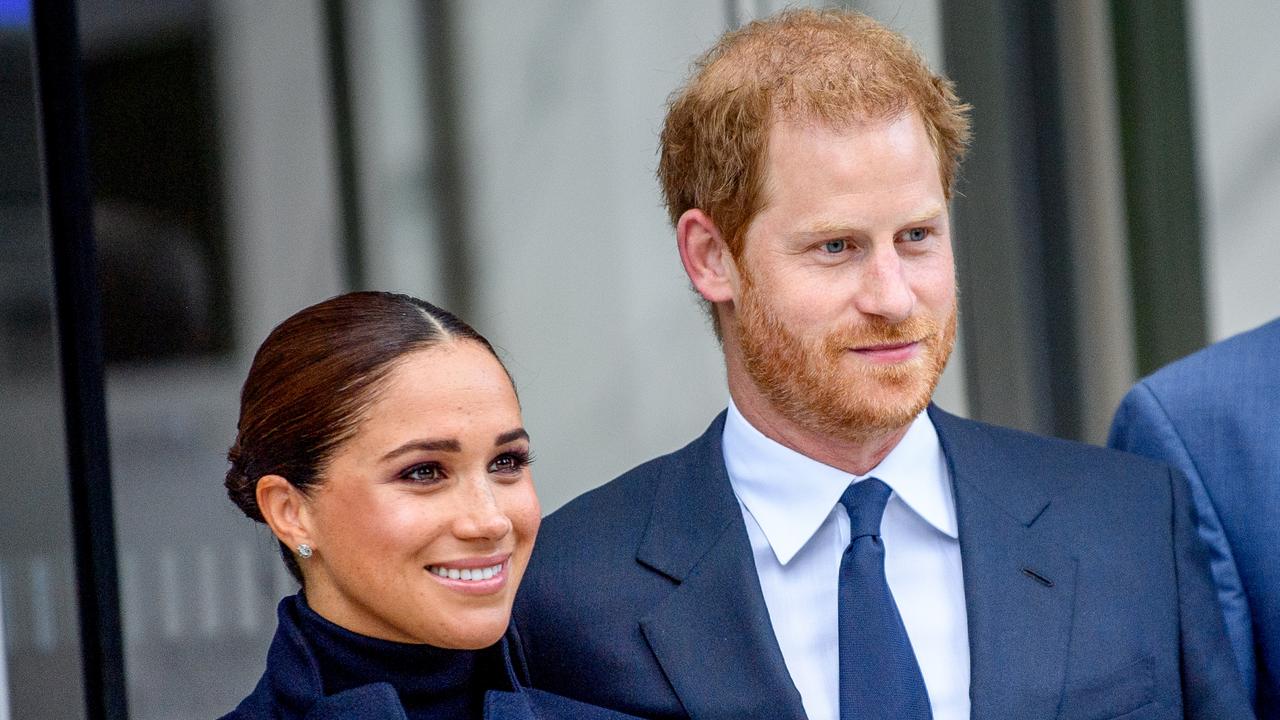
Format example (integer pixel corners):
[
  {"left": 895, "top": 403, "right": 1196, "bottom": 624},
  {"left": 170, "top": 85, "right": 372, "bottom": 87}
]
[{"left": 2, "top": 0, "right": 1279, "bottom": 717}]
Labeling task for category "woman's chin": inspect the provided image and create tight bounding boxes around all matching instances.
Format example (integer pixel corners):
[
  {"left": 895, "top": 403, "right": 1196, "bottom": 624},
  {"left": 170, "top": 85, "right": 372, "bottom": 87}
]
[
  {"left": 414, "top": 605, "right": 513, "bottom": 650},
  {"left": 426, "top": 625, "right": 509, "bottom": 650}
]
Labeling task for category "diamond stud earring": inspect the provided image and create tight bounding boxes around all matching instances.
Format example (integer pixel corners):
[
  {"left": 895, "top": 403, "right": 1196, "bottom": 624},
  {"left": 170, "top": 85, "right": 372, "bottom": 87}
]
[{"left": 297, "top": 544, "right": 313, "bottom": 559}]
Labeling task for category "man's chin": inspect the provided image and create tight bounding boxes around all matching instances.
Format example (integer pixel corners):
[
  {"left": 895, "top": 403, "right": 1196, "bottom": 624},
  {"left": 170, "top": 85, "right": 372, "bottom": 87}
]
[
  {"left": 861, "top": 397, "right": 931, "bottom": 428},
  {"left": 829, "top": 379, "right": 935, "bottom": 435}
]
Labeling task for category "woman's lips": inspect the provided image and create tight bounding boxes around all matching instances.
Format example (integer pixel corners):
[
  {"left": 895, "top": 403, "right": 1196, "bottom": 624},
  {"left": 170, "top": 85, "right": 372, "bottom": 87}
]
[{"left": 425, "top": 555, "right": 510, "bottom": 594}]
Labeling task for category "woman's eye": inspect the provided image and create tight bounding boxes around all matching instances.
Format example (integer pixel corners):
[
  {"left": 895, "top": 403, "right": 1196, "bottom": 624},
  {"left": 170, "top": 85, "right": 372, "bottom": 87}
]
[
  {"left": 821, "top": 239, "right": 847, "bottom": 254},
  {"left": 902, "top": 227, "right": 930, "bottom": 242},
  {"left": 489, "top": 450, "right": 532, "bottom": 475},
  {"left": 401, "top": 463, "right": 444, "bottom": 484}
]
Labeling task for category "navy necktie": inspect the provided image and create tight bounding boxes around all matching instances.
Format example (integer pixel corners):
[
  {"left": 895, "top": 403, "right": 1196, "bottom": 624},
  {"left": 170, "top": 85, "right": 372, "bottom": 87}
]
[{"left": 838, "top": 477, "right": 932, "bottom": 720}]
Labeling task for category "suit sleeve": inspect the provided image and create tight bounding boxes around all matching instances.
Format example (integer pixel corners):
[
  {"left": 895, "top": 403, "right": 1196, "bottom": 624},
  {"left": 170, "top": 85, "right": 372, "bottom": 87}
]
[
  {"left": 1110, "top": 383, "right": 1257, "bottom": 704},
  {"left": 1169, "top": 463, "right": 1256, "bottom": 718}
]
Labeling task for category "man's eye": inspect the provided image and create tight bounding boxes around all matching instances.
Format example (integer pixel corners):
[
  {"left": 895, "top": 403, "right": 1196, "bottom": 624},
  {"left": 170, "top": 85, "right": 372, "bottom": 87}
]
[
  {"left": 822, "top": 239, "right": 847, "bottom": 253},
  {"left": 903, "top": 227, "right": 929, "bottom": 242}
]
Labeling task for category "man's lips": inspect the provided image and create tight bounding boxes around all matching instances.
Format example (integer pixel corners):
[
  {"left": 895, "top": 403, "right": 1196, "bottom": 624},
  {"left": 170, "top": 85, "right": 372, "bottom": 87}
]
[{"left": 849, "top": 340, "right": 921, "bottom": 363}]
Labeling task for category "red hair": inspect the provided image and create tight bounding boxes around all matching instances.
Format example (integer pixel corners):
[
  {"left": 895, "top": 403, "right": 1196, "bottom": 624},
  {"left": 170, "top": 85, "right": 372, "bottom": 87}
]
[{"left": 658, "top": 8, "right": 971, "bottom": 255}]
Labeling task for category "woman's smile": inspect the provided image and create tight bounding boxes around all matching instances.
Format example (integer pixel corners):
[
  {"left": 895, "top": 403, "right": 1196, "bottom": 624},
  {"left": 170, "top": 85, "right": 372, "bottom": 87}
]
[{"left": 426, "top": 556, "right": 511, "bottom": 594}]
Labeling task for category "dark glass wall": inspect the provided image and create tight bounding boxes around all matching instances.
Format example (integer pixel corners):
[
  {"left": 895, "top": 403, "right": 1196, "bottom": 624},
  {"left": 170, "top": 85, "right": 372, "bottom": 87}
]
[{"left": 0, "top": 2, "right": 87, "bottom": 717}]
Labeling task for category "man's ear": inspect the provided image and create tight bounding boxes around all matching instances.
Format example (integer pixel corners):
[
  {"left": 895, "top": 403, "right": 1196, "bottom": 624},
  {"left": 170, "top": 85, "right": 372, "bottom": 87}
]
[
  {"left": 257, "top": 475, "right": 314, "bottom": 551},
  {"left": 676, "top": 209, "right": 738, "bottom": 304}
]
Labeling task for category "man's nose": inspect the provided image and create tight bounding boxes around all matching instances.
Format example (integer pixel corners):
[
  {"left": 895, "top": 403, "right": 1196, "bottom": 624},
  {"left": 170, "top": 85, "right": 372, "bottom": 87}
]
[{"left": 853, "top": 244, "right": 915, "bottom": 323}]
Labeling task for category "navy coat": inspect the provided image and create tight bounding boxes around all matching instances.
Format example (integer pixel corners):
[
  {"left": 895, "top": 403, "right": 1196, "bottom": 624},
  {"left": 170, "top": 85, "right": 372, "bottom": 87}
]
[
  {"left": 515, "top": 406, "right": 1253, "bottom": 719},
  {"left": 222, "top": 597, "right": 637, "bottom": 719},
  {"left": 1111, "top": 316, "right": 1280, "bottom": 718}
]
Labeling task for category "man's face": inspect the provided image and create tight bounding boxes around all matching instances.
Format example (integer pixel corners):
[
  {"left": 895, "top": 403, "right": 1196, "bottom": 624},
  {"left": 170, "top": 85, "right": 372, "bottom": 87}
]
[{"left": 729, "top": 112, "right": 957, "bottom": 442}]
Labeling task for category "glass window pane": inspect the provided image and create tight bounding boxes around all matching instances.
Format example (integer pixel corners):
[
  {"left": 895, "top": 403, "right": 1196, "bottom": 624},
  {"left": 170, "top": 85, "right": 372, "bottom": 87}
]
[
  {"left": 75, "top": 1, "right": 309, "bottom": 715},
  {"left": 0, "top": 1, "right": 87, "bottom": 718}
]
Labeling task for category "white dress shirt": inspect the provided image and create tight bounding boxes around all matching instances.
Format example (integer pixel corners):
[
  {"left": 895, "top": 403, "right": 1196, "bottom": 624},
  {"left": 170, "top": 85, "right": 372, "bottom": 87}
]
[{"left": 723, "top": 401, "right": 970, "bottom": 720}]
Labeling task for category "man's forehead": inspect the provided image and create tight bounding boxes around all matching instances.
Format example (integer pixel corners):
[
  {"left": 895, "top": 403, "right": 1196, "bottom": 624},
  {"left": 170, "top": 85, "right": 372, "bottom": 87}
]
[
  {"left": 764, "top": 108, "right": 927, "bottom": 151},
  {"left": 755, "top": 112, "right": 945, "bottom": 202}
]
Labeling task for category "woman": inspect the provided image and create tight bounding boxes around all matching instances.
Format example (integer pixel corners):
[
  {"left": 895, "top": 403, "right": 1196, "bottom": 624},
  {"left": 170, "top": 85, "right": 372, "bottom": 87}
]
[{"left": 220, "top": 291, "right": 633, "bottom": 719}]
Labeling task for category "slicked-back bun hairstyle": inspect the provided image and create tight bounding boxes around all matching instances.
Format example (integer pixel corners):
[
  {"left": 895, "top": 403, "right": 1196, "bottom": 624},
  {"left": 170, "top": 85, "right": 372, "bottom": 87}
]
[{"left": 225, "top": 291, "right": 506, "bottom": 583}]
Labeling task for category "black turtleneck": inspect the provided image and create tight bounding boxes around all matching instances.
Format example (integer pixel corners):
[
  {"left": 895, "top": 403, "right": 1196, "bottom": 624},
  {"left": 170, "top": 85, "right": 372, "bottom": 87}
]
[{"left": 291, "top": 594, "right": 508, "bottom": 719}]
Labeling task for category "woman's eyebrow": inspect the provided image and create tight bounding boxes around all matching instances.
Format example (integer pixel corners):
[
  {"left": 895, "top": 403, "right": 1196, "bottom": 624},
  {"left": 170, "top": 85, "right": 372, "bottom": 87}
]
[
  {"left": 495, "top": 428, "right": 530, "bottom": 446},
  {"left": 381, "top": 438, "right": 461, "bottom": 461}
]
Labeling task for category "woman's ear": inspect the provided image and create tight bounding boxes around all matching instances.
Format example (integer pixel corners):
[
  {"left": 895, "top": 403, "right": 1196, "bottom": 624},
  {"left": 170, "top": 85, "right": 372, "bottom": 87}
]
[
  {"left": 676, "top": 209, "right": 739, "bottom": 304},
  {"left": 256, "top": 475, "right": 314, "bottom": 552}
]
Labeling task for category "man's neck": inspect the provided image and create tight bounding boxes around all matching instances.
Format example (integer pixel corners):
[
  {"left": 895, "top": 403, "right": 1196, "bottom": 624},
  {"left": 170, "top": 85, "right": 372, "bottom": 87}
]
[{"left": 727, "top": 376, "right": 913, "bottom": 477}]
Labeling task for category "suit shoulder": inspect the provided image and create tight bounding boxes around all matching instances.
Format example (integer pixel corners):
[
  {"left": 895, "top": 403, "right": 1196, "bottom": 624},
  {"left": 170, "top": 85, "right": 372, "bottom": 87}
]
[
  {"left": 932, "top": 407, "right": 1174, "bottom": 506},
  {"left": 937, "top": 407, "right": 1167, "bottom": 473},
  {"left": 541, "top": 451, "right": 672, "bottom": 535},
  {"left": 534, "top": 422, "right": 717, "bottom": 561},
  {"left": 1140, "top": 316, "right": 1280, "bottom": 396}
]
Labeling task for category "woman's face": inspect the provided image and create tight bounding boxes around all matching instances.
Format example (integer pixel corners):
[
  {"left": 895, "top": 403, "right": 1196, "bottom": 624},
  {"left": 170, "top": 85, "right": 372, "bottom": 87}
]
[{"left": 298, "top": 341, "right": 540, "bottom": 648}]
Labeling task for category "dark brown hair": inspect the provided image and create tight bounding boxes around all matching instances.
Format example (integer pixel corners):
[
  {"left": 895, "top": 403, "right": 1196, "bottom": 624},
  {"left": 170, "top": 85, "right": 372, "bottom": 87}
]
[{"left": 225, "top": 291, "right": 505, "bottom": 583}]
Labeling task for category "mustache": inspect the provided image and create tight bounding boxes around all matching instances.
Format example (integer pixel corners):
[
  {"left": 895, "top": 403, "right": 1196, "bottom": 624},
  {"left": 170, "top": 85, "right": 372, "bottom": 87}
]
[{"left": 823, "top": 315, "right": 940, "bottom": 350}]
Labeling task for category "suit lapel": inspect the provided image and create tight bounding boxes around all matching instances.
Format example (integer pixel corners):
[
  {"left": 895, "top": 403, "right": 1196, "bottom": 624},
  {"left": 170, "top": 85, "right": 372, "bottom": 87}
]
[
  {"left": 636, "top": 413, "right": 806, "bottom": 720},
  {"left": 930, "top": 406, "right": 1076, "bottom": 717}
]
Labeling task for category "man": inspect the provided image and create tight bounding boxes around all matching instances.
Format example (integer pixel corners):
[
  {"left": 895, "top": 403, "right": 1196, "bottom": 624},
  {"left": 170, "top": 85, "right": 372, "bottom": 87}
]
[
  {"left": 1110, "top": 317, "right": 1280, "bottom": 719},
  {"left": 514, "top": 9, "right": 1250, "bottom": 720}
]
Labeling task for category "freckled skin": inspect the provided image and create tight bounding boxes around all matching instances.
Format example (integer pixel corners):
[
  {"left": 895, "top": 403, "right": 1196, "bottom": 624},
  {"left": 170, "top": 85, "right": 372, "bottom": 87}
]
[
  {"left": 724, "top": 112, "right": 958, "bottom": 474},
  {"left": 299, "top": 342, "right": 540, "bottom": 649}
]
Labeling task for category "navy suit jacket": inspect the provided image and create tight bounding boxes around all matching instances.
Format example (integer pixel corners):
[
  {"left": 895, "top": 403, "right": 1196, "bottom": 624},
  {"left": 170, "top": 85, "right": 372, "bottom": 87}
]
[
  {"left": 515, "top": 406, "right": 1252, "bottom": 719},
  {"left": 1110, "top": 317, "right": 1280, "bottom": 718}
]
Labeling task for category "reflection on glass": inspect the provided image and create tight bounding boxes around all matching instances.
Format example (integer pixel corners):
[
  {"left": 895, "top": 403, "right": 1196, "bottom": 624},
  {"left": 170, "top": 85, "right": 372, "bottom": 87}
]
[
  {"left": 76, "top": 2, "right": 291, "bottom": 716},
  {"left": 0, "top": 1, "right": 87, "bottom": 719},
  {"left": 84, "top": 24, "right": 232, "bottom": 363}
]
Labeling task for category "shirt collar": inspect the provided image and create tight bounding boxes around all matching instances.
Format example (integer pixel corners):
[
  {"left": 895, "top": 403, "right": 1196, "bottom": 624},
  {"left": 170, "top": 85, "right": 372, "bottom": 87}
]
[{"left": 722, "top": 400, "right": 957, "bottom": 566}]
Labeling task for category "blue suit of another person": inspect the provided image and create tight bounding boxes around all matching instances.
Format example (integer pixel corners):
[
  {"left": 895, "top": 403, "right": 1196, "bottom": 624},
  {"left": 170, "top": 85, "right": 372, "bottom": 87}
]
[
  {"left": 514, "top": 405, "right": 1252, "bottom": 720},
  {"left": 1110, "top": 316, "right": 1280, "bottom": 719}
]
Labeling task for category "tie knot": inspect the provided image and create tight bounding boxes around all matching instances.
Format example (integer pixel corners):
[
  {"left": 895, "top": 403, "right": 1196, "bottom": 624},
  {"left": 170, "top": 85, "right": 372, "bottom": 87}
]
[{"left": 839, "top": 477, "right": 892, "bottom": 539}]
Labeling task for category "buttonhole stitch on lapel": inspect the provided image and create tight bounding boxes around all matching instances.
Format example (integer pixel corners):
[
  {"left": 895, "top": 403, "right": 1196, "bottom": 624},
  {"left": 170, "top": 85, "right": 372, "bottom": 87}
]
[{"left": 1021, "top": 567, "right": 1054, "bottom": 587}]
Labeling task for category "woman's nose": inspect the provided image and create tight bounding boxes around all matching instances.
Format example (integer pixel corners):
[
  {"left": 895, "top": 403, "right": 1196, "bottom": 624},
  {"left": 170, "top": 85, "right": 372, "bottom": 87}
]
[{"left": 453, "top": 480, "right": 513, "bottom": 540}]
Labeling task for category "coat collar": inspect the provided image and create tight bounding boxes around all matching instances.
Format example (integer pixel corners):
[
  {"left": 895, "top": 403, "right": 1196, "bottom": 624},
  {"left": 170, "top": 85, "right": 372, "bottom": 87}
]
[
  {"left": 635, "top": 412, "right": 808, "bottom": 720},
  {"left": 227, "top": 596, "right": 409, "bottom": 720},
  {"left": 228, "top": 596, "right": 528, "bottom": 720}
]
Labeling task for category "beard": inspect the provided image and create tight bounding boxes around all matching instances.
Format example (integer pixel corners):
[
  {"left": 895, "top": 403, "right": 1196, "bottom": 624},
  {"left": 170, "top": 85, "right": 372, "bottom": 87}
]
[{"left": 733, "top": 271, "right": 957, "bottom": 444}]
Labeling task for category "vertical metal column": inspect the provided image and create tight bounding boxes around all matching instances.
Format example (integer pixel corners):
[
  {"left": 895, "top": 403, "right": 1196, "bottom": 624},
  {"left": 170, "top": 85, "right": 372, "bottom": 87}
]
[
  {"left": 30, "top": 1, "right": 128, "bottom": 718},
  {"left": 0, "top": 571, "right": 9, "bottom": 720},
  {"left": 420, "top": 1, "right": 474, "bottom": 318},
  {"left": 1111, "top": 0, "right": 1206, "bottom": 374},
  {"left": 941, "top": 0, "right": 1082, "bottom": 438},
  {"left": 321, "top": 0, "right": 367, "bottom": 291}
]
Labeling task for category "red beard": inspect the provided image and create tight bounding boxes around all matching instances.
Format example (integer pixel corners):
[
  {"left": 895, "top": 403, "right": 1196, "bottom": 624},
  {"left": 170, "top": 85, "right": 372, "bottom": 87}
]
[{"left": 734, "top": 269, "right": 957, "bottom": 443}]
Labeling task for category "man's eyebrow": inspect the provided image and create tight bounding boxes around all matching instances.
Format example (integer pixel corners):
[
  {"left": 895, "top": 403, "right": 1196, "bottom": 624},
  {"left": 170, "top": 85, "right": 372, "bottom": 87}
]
[
  {"left": 495, "top": 428, "right": 530, "bottom": 446},
  {"left": 381, "top": 438, "right": 461, "bottom": 461},
  {"left": 803, "top": 220, "right": 859, "bottom": 235},
  {"left": 904, "top": 205, "right": 946, "bottom": 225},
  {"left": 797, "top": 207, "right": 947, "bottom": 237}
]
